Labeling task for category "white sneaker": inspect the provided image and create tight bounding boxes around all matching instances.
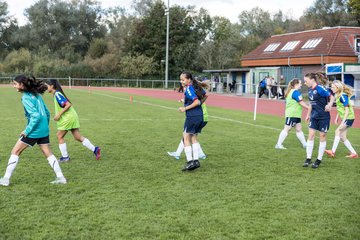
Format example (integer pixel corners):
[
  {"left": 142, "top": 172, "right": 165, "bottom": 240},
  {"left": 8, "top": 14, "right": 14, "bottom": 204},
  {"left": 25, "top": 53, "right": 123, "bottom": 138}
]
[
  {"left": 50, "top": 177, "right": 67, "bottom": 184},
  {"left": 0, "top": 177, "right": 10, "bottom": 187},
  {"left": 275, "top": 144, "right": 286, "bottom": 149},
  {"left": 167, "top": 152, "right": 180, "bottom": 160},
  {"left": 199, "top": 154, "right": 207, "bottom": 160}
]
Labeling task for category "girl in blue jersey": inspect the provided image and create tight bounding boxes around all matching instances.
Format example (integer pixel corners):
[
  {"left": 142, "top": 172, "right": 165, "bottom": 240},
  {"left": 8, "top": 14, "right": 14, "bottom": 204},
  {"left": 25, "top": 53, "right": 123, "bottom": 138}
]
[
  {"left": 178, "top": 72, "right": 207, "bottom": 171},
  {"left": 303, "top": 73, "right": 335, "bottom": 168},
  {"left": 167, "top": 81, "right": 209, "bottom": 160},
  {"left": 0, "top": 75, "right": 66, "bottom": 186},
  {"left": 325, "top": 80, "right": 358, "bottom": 158},
  {"left": 45, "top": 79, "right": 101, "bottom": 162},
  {"left": 275, "top": 79, "right": 309, "bottom": 149}
]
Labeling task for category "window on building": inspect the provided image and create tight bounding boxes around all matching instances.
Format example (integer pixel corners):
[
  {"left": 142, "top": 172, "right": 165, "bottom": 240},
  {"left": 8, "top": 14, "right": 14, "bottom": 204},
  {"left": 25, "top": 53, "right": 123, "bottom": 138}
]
[
  {"left": 263, "top": 43, "right": 280, "bottom": 52},
  {"left": 356, "top": 37, "right": 360, "bottom": 53},
  {"left": 280, "top": 41, "right": 300, "bottom": 51},
  {"left": 301, "top": 38, "right": 322, "bottom": 49}
]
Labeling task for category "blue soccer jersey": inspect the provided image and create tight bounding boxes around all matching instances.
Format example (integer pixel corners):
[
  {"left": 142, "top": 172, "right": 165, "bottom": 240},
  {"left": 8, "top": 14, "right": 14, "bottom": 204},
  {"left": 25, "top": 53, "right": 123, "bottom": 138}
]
[
  {"left": 184, "top": 85, "right": 203, "bottom": 117},
  {"left": 308, "top": 84, "right": 331, "bottom": 119}
]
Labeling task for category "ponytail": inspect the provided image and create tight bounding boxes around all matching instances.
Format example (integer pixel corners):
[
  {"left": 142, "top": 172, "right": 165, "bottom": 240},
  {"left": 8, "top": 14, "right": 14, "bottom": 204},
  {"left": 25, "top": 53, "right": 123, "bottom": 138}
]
[
  {"left": 45, "top": 79, "right": 71, "bottom": 103},
  {"left": 14, "top": 75, "right": 47, "bottom": 95},
  {"left": 284, "top": 78, "right": 300, "bottom": 98}
]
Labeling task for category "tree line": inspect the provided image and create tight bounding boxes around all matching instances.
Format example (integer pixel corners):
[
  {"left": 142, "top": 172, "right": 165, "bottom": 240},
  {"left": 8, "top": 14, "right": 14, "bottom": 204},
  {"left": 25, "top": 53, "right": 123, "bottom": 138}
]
[{"left": 0, "top": 0, "right": 359, "bottom": 79}]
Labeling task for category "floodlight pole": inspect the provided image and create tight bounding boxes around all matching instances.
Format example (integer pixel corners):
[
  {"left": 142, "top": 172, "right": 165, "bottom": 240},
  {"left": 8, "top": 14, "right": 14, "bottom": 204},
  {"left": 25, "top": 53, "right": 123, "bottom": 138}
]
[{"left": 165, "top": 0, "right": 170, "bottom": 89}]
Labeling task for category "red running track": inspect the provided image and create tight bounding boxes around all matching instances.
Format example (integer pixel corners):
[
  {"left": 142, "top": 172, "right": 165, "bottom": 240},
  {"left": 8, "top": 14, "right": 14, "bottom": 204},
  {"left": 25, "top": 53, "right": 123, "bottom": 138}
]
[{"left": 81, "top": 86, "right": 360, "bottom": 128}]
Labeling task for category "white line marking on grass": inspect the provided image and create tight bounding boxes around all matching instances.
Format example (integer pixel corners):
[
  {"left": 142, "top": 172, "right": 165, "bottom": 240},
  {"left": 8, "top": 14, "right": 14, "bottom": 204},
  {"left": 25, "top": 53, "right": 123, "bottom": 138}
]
[{"left": 75, "top": 89, "right": 360, "bottom": 147}]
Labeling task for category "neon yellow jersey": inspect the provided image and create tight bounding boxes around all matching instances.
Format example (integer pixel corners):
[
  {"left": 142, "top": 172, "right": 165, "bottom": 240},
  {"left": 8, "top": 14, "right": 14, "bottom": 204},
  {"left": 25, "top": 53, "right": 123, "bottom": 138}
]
[
  {"left": 202, "top": 103, "right": 208, "bottom": 122},
  {"left": 53, "top": 91, "right": 80, "bottom": 130},
  {"left": 336, "top": 94, "right": 355, "bottom": 120},
  {"left": 285, "top": 89, "right": 303, "bottom": 118}
]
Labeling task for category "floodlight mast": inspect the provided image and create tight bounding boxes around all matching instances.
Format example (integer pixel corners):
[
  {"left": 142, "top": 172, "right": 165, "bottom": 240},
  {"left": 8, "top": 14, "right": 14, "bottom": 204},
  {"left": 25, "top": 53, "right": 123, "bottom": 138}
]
[{"left": 165, "top": 0, "right": 170, "bottom": 89}]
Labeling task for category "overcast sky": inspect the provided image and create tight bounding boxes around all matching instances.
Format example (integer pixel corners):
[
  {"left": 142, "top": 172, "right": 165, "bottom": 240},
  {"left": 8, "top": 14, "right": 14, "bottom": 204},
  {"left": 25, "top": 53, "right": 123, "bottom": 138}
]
[{"left": 6, "top": 0, "right": 316, "bottom": 25}]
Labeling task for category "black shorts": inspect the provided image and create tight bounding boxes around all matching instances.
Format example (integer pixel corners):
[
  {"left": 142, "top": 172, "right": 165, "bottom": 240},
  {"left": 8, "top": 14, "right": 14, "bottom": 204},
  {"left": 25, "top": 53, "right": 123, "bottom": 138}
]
[
  {"left": 344, "top": 119, "right": 354, "bottom": 128},
  {"left": 20, "top": 136, "right": 50, "bottom": 147},
  {"left": 285, "top": 117, "right": 301, "bottom": 127}
]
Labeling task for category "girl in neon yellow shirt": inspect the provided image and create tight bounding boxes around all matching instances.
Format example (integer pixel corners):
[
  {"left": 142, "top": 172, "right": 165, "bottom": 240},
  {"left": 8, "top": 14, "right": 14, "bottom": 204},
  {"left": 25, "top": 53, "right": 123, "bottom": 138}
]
[
  {"left": 325, "top": 80, "right": 358, "bottom": 158},
  {"left": 46, "top": 79, "right": 101, "bottom": 162},
  {"left": 275, "top": 78, "right": 309, "bottom": 149}
]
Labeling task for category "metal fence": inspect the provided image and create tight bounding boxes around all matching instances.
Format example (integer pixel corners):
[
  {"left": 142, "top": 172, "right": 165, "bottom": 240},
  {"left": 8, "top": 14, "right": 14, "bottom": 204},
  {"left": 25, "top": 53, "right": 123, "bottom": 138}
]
[
  {"left": 1, "top": 77, "right": 359, "bottom": 106},
  {"left": 0, "top": 77, "right": 183, "bottom": 89}
]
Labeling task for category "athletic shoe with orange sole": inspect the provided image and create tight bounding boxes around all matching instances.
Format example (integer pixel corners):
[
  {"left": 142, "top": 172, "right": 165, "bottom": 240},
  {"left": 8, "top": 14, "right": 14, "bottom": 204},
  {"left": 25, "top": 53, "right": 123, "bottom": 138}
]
[{"left": 345, "top": 153, "right": 359, "bottom": 159}]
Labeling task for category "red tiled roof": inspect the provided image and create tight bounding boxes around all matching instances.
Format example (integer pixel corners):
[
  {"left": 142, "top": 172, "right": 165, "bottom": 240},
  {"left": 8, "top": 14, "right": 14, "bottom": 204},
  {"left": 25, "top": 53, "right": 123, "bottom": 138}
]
[{"left": 241, "top": 26, "right": 360, "bottom": 61}]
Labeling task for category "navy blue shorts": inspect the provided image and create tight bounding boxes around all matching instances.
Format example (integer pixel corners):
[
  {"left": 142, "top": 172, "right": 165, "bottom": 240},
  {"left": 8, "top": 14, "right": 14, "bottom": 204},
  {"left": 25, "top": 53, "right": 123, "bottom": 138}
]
[
  {"left": 285, "top": 117, "right": 301, "bottom": 127},
  {"left": 197, "top": 121, "right": 208, "bottom": 134},
  {"left": 309, "top": 118, "right": 330, "bottom": 133},
  {"left": 344, "top": 119, "right": 354, "bottom": 128},
  {"left": 184, "top": 116, "right": 204, "bottom": 134},
  {"left": 20, "top": 135, "right": 50, "bottom": 147}
]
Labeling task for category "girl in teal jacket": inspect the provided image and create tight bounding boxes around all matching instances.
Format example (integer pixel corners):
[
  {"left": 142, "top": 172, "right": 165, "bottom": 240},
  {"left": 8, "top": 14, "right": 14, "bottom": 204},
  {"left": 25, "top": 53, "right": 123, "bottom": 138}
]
[{"left": 0, "top": 75, "right": 66, "bottom": 187}]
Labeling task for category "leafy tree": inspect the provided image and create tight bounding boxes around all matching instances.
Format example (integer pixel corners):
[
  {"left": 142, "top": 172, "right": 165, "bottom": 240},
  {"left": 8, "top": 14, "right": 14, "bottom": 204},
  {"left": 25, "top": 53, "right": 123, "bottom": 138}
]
[
  {"left": 349, "top": 0, "right": 360, "bottom": 25},
  {"left": 2, "top": 48, "right": 32, "bottom": 73},
  {"left": 0, "top": 1, "right": 19, "bottom": 59},
  {"left": 303, "top": 0, "right": 356, "bottom": 28},
  {"left": 17, "top": 0, "right": 106, "bottom": 57},
  {"left": 119, "top": 54, "right": 157, "bottom": 78},
  {"left": 87, "top": 38, "right": 108, "bottom": 59}
]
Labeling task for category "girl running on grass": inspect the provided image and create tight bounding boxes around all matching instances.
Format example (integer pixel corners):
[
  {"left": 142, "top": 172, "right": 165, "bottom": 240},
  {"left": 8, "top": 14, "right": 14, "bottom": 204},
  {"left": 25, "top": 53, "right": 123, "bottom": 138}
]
[
  {"left": 167, "top": 80, "right": 209, "bottom": 160},
  {"left": 303, "top": 73, "right": 335, "bottom": 169},
  {"left": 325, "top": 80, "right": 358, "bottom": 158},
  {"left": 275, "top": 78, "right": 309, "bottom": 149},
  {"left": 45, "top": 79, "right": 100, "bottom": 162},
  {"left": 0, "top": 75, "right": 66, "bottom": 186},
  {"left": 178, "top": 72, "right": 208, "bottom": 171}
]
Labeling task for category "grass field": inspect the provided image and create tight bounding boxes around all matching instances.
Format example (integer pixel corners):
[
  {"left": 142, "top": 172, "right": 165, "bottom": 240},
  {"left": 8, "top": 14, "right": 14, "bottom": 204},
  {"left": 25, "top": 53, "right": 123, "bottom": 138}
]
[{"left": 0, "top": 86, "right": 359, "bottom": 240}]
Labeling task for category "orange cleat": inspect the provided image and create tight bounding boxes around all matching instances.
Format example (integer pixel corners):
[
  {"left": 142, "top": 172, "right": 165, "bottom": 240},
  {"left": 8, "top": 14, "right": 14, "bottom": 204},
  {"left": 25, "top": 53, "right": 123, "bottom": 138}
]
[
  {"left": 324, "top": 149, "right": 335, "bottom": 158},
  {"left": 345, "top": 153, "right": 359, "bottom": 159}
]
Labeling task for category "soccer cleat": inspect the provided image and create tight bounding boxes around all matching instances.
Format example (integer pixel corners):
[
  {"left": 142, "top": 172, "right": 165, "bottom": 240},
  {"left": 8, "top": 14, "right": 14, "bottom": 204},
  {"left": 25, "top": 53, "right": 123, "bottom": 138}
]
[
  {"left": 303, "top": 158, "right": 312, "bottom": 167},
  {"left": 199, "top": 154, "right": 207, "bottom": 160},
  {"left": 311, "top": 159, "right": 322, "bottom": 169},
  {"left": 324, "top": 150, "right": 335, "bottom": 158},
  {"left": 50, "top": 177, "right": 67, "bottom": 184},
  {"left": 94, "top": 146, "right": 101, "bottom": 160},
  {"left": 275, "top": 144, "right": 286, "bottom": 149},
  {"left": 194, "top": 160, "right": 200, "bottom": 168},
  {"left": 182, "top": 160, "right": 200, "bottom": 171},
  {"left": 167, "top": 152, "right": 180, "bottom": 160},
  {"left": 345, "top": 153, "right": 359, "bottom": 159},
  {"left": 59, "top": 156, "right": 70, "bottom": 163},
  {"left": 0, "top": 177, "right": 10, "bottom": 187}
]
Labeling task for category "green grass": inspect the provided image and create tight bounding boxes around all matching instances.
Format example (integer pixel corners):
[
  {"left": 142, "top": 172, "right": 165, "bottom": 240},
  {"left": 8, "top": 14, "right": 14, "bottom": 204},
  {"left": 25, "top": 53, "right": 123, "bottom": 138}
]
[{"left": 0, "top": 86, "right": 359, "bottom": 240}]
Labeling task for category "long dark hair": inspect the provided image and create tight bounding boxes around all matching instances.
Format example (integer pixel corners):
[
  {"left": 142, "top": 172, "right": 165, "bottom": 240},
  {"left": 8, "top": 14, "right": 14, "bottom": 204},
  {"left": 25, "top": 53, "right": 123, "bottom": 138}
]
[
  {"left": 46, "top": 79, "right": 71, "bottom": 103},
  {"left": 181, "top": 72, "right": 209, "bottom": 102},
  {"left": 14, "top": 75, "right": 47, "bottom": 95},
  {"left": 305, "top": 72, "right": 328, "bottom": 86}
]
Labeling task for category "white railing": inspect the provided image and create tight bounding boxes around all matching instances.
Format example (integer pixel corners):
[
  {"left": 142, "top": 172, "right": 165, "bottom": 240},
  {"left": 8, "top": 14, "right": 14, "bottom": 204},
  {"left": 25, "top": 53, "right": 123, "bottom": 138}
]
[{"left": 1, "top": 77, "right": 359, "bottom": 107}]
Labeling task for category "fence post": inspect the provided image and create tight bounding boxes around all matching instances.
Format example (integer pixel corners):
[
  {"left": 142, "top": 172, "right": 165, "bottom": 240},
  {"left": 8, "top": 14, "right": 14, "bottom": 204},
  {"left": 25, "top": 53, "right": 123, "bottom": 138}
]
[{"left": 69, "top": 76, "right": 71, "bottom": 89}]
